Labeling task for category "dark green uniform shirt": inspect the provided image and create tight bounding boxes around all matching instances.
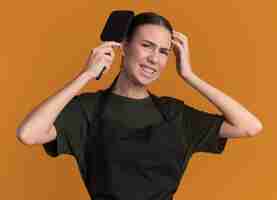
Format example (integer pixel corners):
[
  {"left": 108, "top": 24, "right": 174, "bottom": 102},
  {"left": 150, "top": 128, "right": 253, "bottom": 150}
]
[{"left": 43, "top": 90, "right": 228, "bottom": 199}]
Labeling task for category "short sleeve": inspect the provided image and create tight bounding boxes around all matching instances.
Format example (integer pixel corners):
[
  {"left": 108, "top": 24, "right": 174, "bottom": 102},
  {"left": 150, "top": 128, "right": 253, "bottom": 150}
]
[
  {"left": 42, "top": 95, "right": 89, "bottom": 159},
  {"left": 182, "top": 104, "right": 228, "bottom": 154}
]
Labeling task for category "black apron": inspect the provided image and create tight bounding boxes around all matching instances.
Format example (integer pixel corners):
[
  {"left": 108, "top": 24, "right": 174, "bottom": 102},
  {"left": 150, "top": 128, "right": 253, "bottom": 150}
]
[{"left": 79, "top": 74, "right": 191, "bottom": 200}]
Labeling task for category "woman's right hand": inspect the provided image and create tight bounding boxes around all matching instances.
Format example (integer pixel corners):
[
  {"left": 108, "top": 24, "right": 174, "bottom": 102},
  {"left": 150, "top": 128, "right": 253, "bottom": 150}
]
[{"left": 83, "top": 41, "right": 122, "bottom": 79}]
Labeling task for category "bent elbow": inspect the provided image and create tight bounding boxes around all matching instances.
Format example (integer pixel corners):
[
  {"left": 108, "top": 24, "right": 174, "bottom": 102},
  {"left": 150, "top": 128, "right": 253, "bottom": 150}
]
[{"left": 16, "top": 128, "right": 36, "bottom": 145}]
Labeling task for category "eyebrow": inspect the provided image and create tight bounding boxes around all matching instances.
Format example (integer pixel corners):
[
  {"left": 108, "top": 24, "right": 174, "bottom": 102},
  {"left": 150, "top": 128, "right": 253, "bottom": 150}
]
[{"left": 141, "top": 40, "right": 171, "bottom": 51}]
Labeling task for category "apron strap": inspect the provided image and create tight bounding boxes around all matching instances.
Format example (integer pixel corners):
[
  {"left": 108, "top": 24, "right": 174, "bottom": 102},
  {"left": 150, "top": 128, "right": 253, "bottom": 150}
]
[{"left": 95, "top": 73, "right": 170, "bottom": 122}]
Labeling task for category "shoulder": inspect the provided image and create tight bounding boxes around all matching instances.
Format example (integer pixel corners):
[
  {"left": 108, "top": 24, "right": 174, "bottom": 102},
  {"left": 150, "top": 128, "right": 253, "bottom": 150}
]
[
  {"left": 154, "top": 95, "right": 202, "bottom": 116},
  {"left": 72, "top": 90, "right": 103, "bottom": 121},
  {"left": 153, "top": 94, "right": 185, "bottom": 116},
  {"left": 76, "top": 90, "right": 102, "bottom": 104},
  {"left": 158, "top": 96, "right": 184, "bottom": 107}
]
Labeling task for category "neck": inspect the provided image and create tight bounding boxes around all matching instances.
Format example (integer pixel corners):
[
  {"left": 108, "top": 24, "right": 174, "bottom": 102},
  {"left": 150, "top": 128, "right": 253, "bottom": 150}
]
[{"left": 111, "top": 69, "right": 150, "bottom": 99}]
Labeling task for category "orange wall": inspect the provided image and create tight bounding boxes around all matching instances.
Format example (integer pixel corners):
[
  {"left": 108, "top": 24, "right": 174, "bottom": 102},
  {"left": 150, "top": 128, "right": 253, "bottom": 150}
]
[{"left": 5, "top": 0, "right": 274, "bottom": 199}]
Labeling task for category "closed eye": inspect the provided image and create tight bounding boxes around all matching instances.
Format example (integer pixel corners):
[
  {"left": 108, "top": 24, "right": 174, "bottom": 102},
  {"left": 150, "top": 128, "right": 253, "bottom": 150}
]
[
  {"left": 160, "top": 50, "right": 169, "bottom": 55},
  {"left": 142, "top": 43, "right": 151, "bottom": 48},
  {"left": 142, "top": 43, "right": 169, "bottom": 55}
]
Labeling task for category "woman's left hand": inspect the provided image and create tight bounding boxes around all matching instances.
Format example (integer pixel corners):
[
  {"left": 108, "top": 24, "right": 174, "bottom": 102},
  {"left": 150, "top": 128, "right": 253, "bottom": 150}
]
[{"left": 171, "top": 30, "right": 194, "bottom": 79}]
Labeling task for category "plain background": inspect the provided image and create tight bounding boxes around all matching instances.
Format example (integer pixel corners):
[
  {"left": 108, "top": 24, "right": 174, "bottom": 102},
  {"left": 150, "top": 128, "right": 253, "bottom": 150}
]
[{"left": 5, "top": 0, "right": 274, "bottom": 199}]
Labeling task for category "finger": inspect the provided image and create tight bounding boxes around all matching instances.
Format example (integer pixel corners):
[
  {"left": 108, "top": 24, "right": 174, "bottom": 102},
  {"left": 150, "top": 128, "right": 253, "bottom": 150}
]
[
  {"left": 104, "top": 48, "right": 115, "bottom": 59},
  {"left": 171, "top": 39, "right": 182, "bottom": 50},
  {"left": 100, "top": 41, "right": 122, "bottom": 48},
  {"left": 109, "top": 48, "right": 115, "bottom": 57},
  {"left": 173, "top": 32, "right": 188, "bottom": 45},
  {"left": 107, "top": 47, "right": 115, "bottom": 57},
  {"left": 172, "top": 39, "right": 190, "bottom": 56},
  {"left": 92, "top": 42, "right": 121, "bottom": 54},
  {"left": 172, "top": 36, "right": 185, "bottom": 47},
  {"left": 102, "top": 56, "right": 113, "bottom": 65},
  {"left": 172, "top": 33, "right": 186, "bottom": 42},
  {"left": 96, "top": 46, "right": 114, "bottom": 55},
  {"left": 173, "top": 30, "right": 188, "bottom": 40}
]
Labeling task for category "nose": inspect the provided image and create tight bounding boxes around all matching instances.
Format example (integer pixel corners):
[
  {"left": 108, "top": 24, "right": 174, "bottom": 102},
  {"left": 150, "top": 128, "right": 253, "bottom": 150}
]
[{"left": 147, "top": 50, "right": 159, "bottom": 65}]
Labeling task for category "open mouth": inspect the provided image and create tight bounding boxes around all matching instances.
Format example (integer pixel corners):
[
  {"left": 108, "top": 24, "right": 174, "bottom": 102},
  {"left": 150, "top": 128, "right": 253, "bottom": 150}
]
[{"left": 140, "top": 64, "right": 156, "bottom": 77}]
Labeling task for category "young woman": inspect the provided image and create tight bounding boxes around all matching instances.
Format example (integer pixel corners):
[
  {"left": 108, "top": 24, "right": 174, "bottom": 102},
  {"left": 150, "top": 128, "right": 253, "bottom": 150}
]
[{"left": 17, "top": 12, "right": 263, "bottom": 200}]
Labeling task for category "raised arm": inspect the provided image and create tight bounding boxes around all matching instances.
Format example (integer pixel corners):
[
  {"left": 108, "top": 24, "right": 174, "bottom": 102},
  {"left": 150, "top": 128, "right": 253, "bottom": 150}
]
[
  {"left": 16, "top": 41, "right": 121, "bottom": 145},
  {"left": 171, "top": 30, "right": 263, "bottom": 138}
]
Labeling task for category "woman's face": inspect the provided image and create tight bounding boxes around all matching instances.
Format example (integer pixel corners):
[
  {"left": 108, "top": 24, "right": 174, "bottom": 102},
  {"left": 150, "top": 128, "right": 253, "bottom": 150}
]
[{"left": 121, "top": 24, "right": 172, "bottom": 86}]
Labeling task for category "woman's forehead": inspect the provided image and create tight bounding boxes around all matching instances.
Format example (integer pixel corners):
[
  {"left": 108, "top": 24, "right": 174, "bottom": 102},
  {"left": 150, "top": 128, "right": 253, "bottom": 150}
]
[{"left": 134, "top": 24, "right": 172, "bottom": 48}]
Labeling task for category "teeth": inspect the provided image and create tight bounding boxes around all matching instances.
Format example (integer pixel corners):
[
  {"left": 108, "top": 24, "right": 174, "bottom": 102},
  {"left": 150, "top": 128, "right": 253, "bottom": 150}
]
[
  {"left": 143, "top": 67, "right": 154, "bottom": 73},
  {"left": 141, "top": 65, "right": 155, "bottom": 73}
]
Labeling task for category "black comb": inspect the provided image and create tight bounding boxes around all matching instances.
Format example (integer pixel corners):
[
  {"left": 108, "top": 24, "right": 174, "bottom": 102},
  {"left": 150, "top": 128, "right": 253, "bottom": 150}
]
[{"left": 96, "top": 10, "right": 135, "bottom": 80}]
